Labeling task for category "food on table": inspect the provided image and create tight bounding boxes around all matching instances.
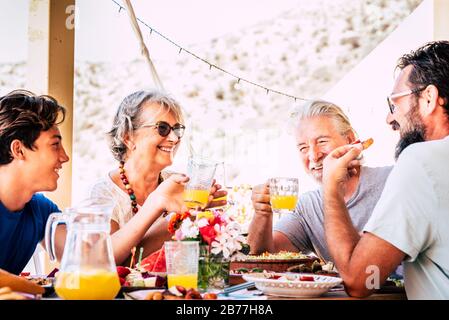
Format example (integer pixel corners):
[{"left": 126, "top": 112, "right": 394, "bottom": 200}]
[
  {"left": 117, "top": 248, "right": 168, "bottom": 288},
  {"left": 145, "top": 291, "right": 163, "bottom": 300},
  {"left": 140, "top": 247, "right": 166, "bottom": 273},
  {"left": 203, "top": 293, "right": 218, "bottom": 300},
  {"left": 299, "top": 275, "right": 315, "bottom": 282},
  {"left": 0, "top": 268, "right": 45, "bottom": 295},
  {"left": 168, "top": 285, "right": 186, "bottom": 296},
  {"left": 265, "top": 273, "right": 315, "bottom": 282},
  {"left": 144, "top": 286, "right": 217, "bottom": 300},
  {"left": 232, "top": 267, "right": 264, "bottom": 274},
  {"left": 54, "top": 270, "right": 121, "bottom": 300},
  {"left": 287, "top": 260, "right": 322, "bottom": 273},
  {"left": 241, "top": 251, "right": 311, "bottom": 260},
  {"left": 231, "top": 251, "right": 320, "bottom": 275},
  {"left": 20, "top": 274, "right": 53, "bottom": 286},
  {"left": 287, "top": 260, "right": 339, "bottom": 276},
  {"left": 116, "top": 266, "right": 131, "bottom": 284},
  {"left": 118, "top": 267, "right": 166, "bottom": 288},
  {"left": 18, "top": 270, "right": 57, "bottom": 297},
  {"left": 266, "top": 274, "right": 282, "bottom": 280}
]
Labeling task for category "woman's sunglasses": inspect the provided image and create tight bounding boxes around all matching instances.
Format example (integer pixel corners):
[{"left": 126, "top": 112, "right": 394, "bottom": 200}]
[{"left": 140, "top": 121, "right": 185, "bottom": 138}]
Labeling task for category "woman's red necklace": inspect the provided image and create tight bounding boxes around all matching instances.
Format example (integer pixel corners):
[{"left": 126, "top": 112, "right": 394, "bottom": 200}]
[
  {"left": 119, "top": 161, "right": 164, "bottom": 214},
  {"left": 119, "top": 161, "right": 139, "bottom": 213}
]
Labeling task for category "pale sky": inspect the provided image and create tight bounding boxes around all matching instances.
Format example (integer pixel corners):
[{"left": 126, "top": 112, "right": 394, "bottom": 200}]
[{"left": 0, "top": 0, "right": 302, "bottom": 63}]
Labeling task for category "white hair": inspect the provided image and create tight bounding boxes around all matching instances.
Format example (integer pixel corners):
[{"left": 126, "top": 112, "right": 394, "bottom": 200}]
[{"left": 289, "top": 100, "right": 357, "bottom": 138}]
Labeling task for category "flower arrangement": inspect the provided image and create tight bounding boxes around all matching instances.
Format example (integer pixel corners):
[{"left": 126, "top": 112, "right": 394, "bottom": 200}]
[
  {"left": 167, "top": 208, "right": 249, "bottom": 260},
  {"left": 167, "top": 208, "right": 249, "bottom": 290}
]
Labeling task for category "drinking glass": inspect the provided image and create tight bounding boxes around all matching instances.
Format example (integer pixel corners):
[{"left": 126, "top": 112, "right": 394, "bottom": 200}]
[
  {"left": 269, "top": 177, "right": 299, "bottom": 218},
  {"left": 183, "top": 157, "right": 219, "bottom": 209},
  {"left": 165, "top": 241, "right": 199, "bottom": 289}
]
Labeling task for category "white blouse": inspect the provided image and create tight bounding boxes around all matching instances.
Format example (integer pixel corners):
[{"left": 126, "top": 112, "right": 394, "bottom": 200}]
[
  {"left": 89, "top": 172, "right": 172, "bottom": 228},
  {"left": 89, "top": 174, "right": 139, "bottom": 227}
]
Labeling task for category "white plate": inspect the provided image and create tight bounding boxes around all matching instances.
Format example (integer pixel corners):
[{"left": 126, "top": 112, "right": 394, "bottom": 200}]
[
  {"left": 124, "top": 289, "right": 165, "bottom": 300},
  {"left": 242, "top": 273, "right": 342, "bottom": 298}
]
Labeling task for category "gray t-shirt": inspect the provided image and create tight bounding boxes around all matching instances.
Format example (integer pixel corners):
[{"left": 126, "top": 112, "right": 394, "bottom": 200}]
[{"left": 274, "top": 166, "right": 392, "bottom": 262}]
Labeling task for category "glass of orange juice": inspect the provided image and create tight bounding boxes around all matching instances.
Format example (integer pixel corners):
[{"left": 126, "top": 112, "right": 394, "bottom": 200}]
[
  {"left": 164, "top": 241, "right": 199, "bottom": 290},
  {"left": 269, "top": 177, "right": 299, "bottom": 218},
  {"left": 184, "top": 157, "right": 219, "bottom": 209}
]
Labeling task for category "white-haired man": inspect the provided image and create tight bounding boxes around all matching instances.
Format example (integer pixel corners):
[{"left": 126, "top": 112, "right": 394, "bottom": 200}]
[{"left": 248, "top": 100, "right": 392, "bottom": 262}]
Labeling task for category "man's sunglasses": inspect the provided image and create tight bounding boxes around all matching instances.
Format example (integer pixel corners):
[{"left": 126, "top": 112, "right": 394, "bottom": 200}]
[{"left": 140, "top": 121, "right": 185, "bottom": 138}]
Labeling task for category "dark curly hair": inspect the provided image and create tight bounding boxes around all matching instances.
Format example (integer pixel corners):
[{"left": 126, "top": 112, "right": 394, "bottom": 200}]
[
  {"left": 397, "top": 40, "right": 449, "bottom": 119},
  {"left": 0, "top": 90, "right": 66, "bottom": 165}
]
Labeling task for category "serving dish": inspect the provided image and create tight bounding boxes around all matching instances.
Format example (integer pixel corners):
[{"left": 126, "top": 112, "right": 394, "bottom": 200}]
[{"left": 242, "top": 273, "right": 342, "bottom": 298}]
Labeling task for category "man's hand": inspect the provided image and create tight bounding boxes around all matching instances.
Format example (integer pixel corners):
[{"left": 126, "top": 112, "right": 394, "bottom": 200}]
[
  {"left": 206, "top": 179, "right": 228, "bottom": 208},
  {"left": 147, "top": 173, "right": 189, "bottom": 213},
  {"left": 251, "top": 183, "right": 272, "bottom": 217},
  {"left": 322, "top": 144, "right": 362, "bottom": 196}
]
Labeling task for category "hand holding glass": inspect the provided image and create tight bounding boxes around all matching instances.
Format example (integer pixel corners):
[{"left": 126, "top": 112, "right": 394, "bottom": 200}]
[
  {"left": 183, "top": 157, "right": 219, "bottom": 209},
  {"left": 269, "top": 177, "right": 299, "bottom": 216}
]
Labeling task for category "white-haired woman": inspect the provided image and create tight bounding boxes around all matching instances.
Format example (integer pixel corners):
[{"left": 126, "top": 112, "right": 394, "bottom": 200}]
[{"left": 90, "top": 90, "right": 227, "bottom": 265}]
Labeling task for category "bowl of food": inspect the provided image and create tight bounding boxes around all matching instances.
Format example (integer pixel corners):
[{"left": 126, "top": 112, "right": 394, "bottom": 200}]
[
  {"left": 230, "top": 251, "right": 320, "bottom": 274},
  {"left": 242, "top": 272, "right": 342, "bottom": 298}
]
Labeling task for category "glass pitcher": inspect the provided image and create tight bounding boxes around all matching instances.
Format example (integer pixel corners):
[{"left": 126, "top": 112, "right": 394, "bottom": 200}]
[{"left": 45, "top": 198, "right": 120, "bottom": 300}]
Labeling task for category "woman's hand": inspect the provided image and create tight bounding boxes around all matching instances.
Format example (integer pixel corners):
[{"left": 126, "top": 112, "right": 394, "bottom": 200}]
[
  {"left": 145, "top": 174, "right": 189, "bottom": 213},
  {"left": 206, "top": 179, "right": 228, "bottom": 208}
]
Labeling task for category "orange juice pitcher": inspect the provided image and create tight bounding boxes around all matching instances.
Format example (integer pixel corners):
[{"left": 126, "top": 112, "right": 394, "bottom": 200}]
[{"left": 45, "top": 198, "right": 120, "bottom": 300}]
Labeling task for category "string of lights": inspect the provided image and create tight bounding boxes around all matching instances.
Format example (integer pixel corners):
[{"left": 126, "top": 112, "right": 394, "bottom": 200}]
[{"left": 111, "top": 0, "right": 309, "bottom": 102}]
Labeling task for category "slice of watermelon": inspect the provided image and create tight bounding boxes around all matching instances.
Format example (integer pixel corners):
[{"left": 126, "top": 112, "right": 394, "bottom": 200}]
[
  {"left": 140, "top": 247, "right": 166, "bottom": 273},
  {"left": 151, "top": 247, "right": 166, "bottom": 273}
]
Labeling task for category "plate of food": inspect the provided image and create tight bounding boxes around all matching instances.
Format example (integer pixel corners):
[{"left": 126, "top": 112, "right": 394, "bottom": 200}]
[
  {"left": 242, "top": 272, "right": 342, "bottom": 298},
  {"left": 24, "top": 275, "right": 55, "bottom": 297},
  {"left": 116, "top": 266, "right": 167, "bottom": 294},
  {"left": 0, "top": 269, "right": 46, "bottom": 299},
  {"left": 124, "top": 286, "right": 218, "bottom": 300},
  {"left": 230, "top": 267, "right": 265, "bottom": 285},
  {"left": 230, "top": 251, "right": 320, "bottom": 274},
  {"left": 286, "top": 260, "right": 339, "bottom": 277}
]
